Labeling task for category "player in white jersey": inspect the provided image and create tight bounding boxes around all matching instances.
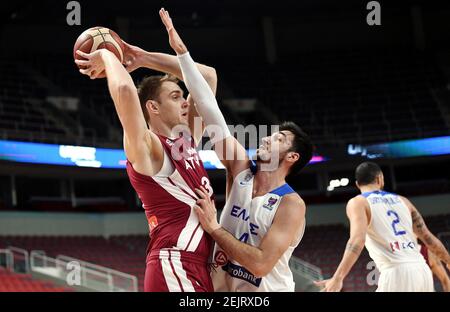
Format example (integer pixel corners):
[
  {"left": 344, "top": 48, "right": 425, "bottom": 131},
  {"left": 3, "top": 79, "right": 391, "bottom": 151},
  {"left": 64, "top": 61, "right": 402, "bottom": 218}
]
[
  {"left": 194, "top": 122, "right": 312, "bottom": 292},
  {"left": 195, "top": 122, "right": 312, "bottom": 291},
  {"left": 315, "top": 162, "right": 450, "bottom": 292},
  {"left": 157, "top": 10, "right": 314, "bottom": 292}
]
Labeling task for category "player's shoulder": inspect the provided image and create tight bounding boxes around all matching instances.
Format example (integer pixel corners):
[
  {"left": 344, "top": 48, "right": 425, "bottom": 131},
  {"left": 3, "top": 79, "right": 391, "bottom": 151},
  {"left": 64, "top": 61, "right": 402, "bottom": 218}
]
[
  {"left": 396, "top": 194, "right": 409, "bottom": 202},
  {"left": 397, "top": 194, "right": 414, "bottom": 211},
  {"left": 274, "top": 193, "right": 306, "bottom": 222},
  {"left": 280, "top": 192, "right": 306, "bottom": 211},
  {"left": 348, "top": 194, "right": 369, "bottom": 206}
]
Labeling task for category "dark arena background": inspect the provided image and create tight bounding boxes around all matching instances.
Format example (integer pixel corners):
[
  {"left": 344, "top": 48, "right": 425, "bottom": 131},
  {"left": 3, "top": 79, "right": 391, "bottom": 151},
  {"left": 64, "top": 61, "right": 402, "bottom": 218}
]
[{"left": 0, "top": 0, "right": 449, "bottom": 294}]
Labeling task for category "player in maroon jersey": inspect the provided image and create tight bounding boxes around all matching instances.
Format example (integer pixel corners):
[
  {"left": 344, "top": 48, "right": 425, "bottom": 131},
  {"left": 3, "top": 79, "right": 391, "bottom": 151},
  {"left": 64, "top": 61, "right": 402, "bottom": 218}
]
[{"left": 74, "top": 16, "right": 219, "bottom": 293}]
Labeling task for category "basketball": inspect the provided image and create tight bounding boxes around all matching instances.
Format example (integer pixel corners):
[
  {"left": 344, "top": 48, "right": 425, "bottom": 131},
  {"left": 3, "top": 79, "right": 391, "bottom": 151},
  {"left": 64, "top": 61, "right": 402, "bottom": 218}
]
[{"left": 73, "top": 26, "right": 124, "bottom": 77}]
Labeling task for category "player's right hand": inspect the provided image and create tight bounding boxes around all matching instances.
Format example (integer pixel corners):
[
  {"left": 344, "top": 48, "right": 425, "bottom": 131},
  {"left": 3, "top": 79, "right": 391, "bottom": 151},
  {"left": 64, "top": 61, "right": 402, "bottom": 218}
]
[
  {"left": 314, "top": 277, "right": 343, "bottom": 292},
  {"left": 159, "top": 8, "right": 188, "bottom": 55},
  {"left": 194, "top": 186, "right": 221, "bottom": 234}
]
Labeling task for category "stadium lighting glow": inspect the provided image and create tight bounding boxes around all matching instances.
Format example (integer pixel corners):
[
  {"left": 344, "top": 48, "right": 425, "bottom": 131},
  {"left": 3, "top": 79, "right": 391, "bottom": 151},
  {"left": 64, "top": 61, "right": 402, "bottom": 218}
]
[
  {"left": 347, "top": 136, "right": 450, "bottom": 159},
  {"left": 327, "top": 178, "right": 350, "bottom": 191},
  {"left": 0, "top": 140, "right": 326, "bottom": 170}
]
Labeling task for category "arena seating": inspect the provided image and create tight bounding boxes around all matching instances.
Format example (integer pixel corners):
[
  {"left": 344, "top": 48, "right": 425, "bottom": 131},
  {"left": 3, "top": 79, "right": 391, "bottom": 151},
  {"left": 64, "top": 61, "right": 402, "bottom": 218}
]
[
  {"left": 0, "top": 60, "right": 70, "bottom": 144},
  {"left": 1, "top": 48, "right": 448, "bottom": 148},
  {"left": 0, "top": 236, "right": 146, "bottom": 292},
  {"left": 0, "top": 215, "right": 448, "bottom": 292},
  {"left": 0, "top": 57, "right": 117, "bottom": 147},
  {"left": 0, "top": 267, "right": 72, "bottom": 292},
  {"left": 220, "top": 49, "right": 449, "bottom": 146}
]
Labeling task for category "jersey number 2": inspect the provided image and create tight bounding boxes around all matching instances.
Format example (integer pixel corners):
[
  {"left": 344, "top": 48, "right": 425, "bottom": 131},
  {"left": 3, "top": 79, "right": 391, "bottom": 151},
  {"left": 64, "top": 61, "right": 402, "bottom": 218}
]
[{"left": 387, "top": 210, "right": 406, "bottom": 236}]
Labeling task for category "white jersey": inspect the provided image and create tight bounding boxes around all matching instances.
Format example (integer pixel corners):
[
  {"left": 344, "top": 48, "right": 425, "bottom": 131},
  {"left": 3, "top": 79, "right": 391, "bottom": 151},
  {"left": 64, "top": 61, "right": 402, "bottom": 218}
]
[
  {"left": 362, "top": 190, "right": 426, "bottom": 272},
  {"left": 211, "top": 168, "right": 304, "bottom": 292}
]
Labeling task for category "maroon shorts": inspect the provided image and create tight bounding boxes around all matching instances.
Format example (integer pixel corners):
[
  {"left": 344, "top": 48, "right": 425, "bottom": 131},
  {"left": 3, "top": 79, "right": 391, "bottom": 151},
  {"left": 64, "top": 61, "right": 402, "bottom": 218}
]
[{"left": 144, "top": 249, "right": 213, "bottom": 292}]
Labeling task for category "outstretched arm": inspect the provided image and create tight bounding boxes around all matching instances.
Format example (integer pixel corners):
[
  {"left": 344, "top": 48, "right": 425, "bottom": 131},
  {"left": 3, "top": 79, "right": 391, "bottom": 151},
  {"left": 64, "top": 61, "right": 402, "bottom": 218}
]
[
  {"left": 402, "top": 196, "right": 450, "bottom": 269},
  {"left": 159, "top": 8, "right": 251, "bottom": 179},
  {"left": 122, "top": 40, "right": 217, "bottom": 145},
  {"left": 123, "top": 44, "right": 217, "bottom": 94},
  {"left": 75, "top": 49, "right": 155, "bottom": 164},
  {"left": 314, "top": 196, "right": 369, "bottom": 292},
  {"left": 194, "top": 187, "right": 305, "bottom": 277}
]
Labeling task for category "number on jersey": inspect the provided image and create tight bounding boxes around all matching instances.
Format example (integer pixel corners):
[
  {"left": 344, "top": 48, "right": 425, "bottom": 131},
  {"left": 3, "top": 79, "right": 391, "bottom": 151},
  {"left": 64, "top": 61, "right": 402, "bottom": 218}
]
[
  {"left": 201, "top": 176, "right": 213, "bottom": 197},
  {"left": 387, "top": 210, "right": 407, "bottom": 236}
]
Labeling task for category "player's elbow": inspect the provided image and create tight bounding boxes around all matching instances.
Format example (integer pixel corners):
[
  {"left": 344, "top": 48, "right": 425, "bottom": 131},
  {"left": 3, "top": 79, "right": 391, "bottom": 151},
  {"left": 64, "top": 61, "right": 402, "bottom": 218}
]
[
  {"left": 116, "top": 83, "right": 137, "bottom": 102},
  {"left": 349, "top": 235, "right": 366, "bottom": 249},
  {"left": 118, "top": 83, "right": 137, "bottom": 96},
  {"left": 204, "top": 66, "right": 217, "bottom": 85}
]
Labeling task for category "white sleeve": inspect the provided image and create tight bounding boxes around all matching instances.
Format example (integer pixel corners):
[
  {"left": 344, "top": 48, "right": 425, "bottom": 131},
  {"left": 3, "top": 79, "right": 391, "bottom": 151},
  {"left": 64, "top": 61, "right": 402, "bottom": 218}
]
[{"left": 177, "top": 52, "right": 231, "bottom": 143}]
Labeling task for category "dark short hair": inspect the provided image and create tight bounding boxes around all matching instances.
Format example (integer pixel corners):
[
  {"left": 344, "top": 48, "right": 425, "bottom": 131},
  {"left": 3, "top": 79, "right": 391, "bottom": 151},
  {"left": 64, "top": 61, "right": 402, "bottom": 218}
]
[
  {"left": 355, "top": 161, "right": 382, "bottom": 186},
  {"left": 137, "top": 74, "right": 179, "bottom": 123},
  {"left": 279, "top": 121, "right": 313, "bottom": 176}
]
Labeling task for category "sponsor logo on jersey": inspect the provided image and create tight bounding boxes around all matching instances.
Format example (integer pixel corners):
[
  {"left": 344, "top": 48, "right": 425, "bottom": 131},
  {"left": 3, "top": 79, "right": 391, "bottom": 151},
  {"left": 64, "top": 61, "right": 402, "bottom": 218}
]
[
  {"left": 214, "top": 250, "right": 228, "bottom": 266},
  {"left": 262, "top": 196, "right": 278, "bottom": 211},
  {"left": 239, "top": 173, "right": 253, "bottom": 186},
  {"left": 148, "top": 215, "right": 158, "bottom": 232},
  {"left": 389, "top": 240, "right": 416, "bottom": 252},
  {"left": 222, "top": 262, "right": 262, "bottom": 287}
]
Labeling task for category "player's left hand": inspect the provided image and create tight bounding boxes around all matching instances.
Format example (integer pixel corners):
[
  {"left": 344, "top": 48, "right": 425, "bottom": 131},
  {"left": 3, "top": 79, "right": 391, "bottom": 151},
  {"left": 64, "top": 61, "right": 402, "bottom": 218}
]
[
  {"left": 159, "top": 8, "right": 188, "bottom": 55},
  {"left": 314, "top": 277, "right": 343, "bottom": 292},
  {"left": 194, "top": 186, "right": 221, "bottom": 234}
]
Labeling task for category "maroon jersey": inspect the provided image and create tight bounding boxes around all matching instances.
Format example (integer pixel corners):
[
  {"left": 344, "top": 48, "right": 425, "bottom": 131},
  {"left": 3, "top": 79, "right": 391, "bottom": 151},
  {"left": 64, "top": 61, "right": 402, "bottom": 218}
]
[
  {"left": 420, "top": 244, "right": 430, "bottom": 266},
  {"left": 126, "top": 134, "right": 214, "bottom": 262}
]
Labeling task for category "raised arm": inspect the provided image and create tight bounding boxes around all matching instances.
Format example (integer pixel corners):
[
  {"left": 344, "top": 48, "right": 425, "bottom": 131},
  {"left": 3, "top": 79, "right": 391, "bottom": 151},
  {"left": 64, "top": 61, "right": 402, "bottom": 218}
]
[
  {"left": 122, "top": 24, "right": 216, "bottom": 145},
  {"left": 75, "top": 49, "right": 155, "bottom": 164},
  {"left": 123, "top": 45, "right": 217, "bottom": 94},
  {"left": 159, "top": 8, "right": 251, "bottom": 179},
  {"left": 402, "top": 196, "right": 450, "bottom": 269},
  {"left": 315, "top": 196, "right": 369, "bottom": 292},
  {"left": 194, "top": 187, "right": 305, "bottom": 277}
]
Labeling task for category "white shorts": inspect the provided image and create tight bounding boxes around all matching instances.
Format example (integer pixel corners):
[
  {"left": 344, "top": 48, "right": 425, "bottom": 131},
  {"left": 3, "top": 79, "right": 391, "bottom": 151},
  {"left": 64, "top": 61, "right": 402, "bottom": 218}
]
[{"left": 377, "top": 262, "right": 434, "bottom": 292}]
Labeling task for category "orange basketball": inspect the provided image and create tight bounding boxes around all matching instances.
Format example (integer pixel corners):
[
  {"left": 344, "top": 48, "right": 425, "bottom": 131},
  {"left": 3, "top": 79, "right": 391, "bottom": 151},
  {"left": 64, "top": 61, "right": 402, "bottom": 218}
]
[{"left": 73, "top": 27, "right": 124, "bottom": 78}]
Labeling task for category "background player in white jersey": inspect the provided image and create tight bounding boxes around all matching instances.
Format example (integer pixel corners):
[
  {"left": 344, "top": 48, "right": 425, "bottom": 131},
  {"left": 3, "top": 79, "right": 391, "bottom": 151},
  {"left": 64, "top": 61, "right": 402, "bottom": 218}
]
[
  {"left": 315, "top": 162, "right": 450, "bottom": 292},
  {"left": 158, "top": 10, "right": 314, "bottom": 291}
]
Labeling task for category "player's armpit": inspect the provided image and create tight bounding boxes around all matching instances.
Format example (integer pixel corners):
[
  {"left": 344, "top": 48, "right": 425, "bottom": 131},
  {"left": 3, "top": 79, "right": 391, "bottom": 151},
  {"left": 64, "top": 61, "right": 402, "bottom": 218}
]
[{"left": 123, "top": 128, "right": 166, "bottom": 178}]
